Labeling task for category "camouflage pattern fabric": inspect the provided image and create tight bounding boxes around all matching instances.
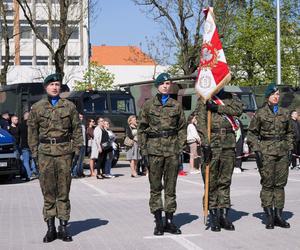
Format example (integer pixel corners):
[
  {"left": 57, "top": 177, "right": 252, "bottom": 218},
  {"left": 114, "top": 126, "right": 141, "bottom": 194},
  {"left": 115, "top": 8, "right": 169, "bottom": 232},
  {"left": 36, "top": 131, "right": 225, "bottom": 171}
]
[
  {"left": 194, "top": 92, "right": 243, "bottom": 209},
  {"left": 138, "top": 94, "right": 186, "bottom": 214},
  {"left": 200, "top": 149, "right": 235, "bottom": 209},
  {"left": 27, "top": 98, "right": 82, "bottom": 157},
  {"left": 27, "top": 98, "right": 82, "bottom": 221},
  {"left": 138, "top": 94, "right": 186, "bottom": 157},
  {"left": 247, "top": 104, "right": 294, "bottom": 208},
  {"left": 148, "top": 155, "right": 179, "bottom": 213},
  {"left": 39, "top": 153, "right": 72, "bottom": 221},
  {"left": 259, "top": 154, "right": 289, "bottom": 208}
]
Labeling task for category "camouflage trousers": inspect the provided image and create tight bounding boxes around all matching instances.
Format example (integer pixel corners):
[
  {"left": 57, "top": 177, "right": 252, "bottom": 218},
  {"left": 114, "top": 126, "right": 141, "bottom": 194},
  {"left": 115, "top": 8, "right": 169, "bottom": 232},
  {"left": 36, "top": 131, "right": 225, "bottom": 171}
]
[
  {"left": 148, "top": 155, "right": 179, "bottom": 214},
  {"left": 201, "top": 148, "right": 235, "bottom": 209},
  {"left": 38, "top": 153, "right": 73, "bottom": 221},
  {"left": 259, "top": 154, "right": 289, "bottom": 208}
]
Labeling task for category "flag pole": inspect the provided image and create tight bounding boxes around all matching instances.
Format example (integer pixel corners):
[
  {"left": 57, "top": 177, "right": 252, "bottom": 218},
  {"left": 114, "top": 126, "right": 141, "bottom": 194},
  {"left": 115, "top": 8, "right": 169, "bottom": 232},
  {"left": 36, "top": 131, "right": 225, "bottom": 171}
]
[
  {"left": 204, "top": 110, "right": 211, "bottom": 225},
  {"left": 276, "top": 0, "right": 281, "bottom": 85}
]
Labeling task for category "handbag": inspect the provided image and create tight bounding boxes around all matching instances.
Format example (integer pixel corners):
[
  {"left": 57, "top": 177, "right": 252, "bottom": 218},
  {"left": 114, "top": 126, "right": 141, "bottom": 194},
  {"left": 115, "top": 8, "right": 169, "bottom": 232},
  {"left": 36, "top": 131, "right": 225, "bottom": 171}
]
[
  {"left": 124, "top": 136, "right": 134, "bottom": 147},
  {"left": 101, "top": 141, "right": 112, "bottom": 151}
]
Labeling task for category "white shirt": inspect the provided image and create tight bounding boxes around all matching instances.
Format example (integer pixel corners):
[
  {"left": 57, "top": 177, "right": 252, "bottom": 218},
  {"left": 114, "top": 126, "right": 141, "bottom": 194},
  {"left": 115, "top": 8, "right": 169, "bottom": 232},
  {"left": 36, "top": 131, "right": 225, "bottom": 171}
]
[{"left": 187, "top": 123, "right": 200, "bottom": 143}]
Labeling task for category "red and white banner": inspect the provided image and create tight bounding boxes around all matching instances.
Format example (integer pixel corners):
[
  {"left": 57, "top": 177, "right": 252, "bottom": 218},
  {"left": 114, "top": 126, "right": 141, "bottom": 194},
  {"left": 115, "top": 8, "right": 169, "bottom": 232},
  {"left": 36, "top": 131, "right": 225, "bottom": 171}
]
[{"left": 195, "top": 7, "right": 231, "bottom": 102}]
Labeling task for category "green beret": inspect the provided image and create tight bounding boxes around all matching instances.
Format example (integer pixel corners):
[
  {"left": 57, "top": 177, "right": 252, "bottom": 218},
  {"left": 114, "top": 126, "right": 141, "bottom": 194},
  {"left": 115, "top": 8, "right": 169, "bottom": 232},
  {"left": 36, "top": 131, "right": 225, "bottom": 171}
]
[
  {"left": 44, "top": 73, "right": 62, "bottom": 86},
  {"left": 155, "top": 73, "right": 171, "bottom": 87},
  {"left": 264, "top": 83, "right": 279, "bottom": 98}
]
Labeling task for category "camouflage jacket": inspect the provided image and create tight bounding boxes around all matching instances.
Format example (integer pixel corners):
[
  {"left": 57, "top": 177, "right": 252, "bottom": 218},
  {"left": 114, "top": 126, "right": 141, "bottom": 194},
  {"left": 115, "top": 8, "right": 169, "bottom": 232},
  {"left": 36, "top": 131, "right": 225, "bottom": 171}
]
[
  {"left": 247, "top": 104, "right": 294, "bottom": 156},
  {"left": 28, "top": 98, "right": 83, "bottom": 157},
  {"left": 137, "top": 94, "right": 186, "bottom": 157},
  {"left": 194, "top": 92, "right": 243, "bottom": 149}
]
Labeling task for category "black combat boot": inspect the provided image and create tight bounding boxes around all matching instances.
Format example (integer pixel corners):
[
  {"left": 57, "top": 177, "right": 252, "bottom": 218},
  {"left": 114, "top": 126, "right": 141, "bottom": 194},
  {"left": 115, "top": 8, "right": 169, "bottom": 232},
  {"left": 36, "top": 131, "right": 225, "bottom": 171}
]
[
  {"left": 43, "top": 217, "right": 57, "bottom": 243},
  {"left": 57, "top": 219, "right": 73, "bottom": 241},
  {"left": 209, "top": 209, "right": 221, "bottom": 232},
  {"left": 164, "top": 212, "right": 182, "bottom": 234},
  {"left": 263, "top": 207, "right": 274, "bottom": 229},
  {"left": 219, "top": 208, "right": 235, "bottom": 231},
  {"left": 153, "top": 210, "right": 164, "bottom": 236},
  {"left": 274, "top": 208, "right": 290, "bottom": 228}
]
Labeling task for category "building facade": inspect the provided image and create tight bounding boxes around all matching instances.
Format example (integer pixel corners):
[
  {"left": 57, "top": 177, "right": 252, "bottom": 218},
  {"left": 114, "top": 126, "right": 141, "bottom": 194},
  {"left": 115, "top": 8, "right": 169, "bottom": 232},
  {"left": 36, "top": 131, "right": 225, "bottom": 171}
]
[{"left": 0, "top": 0, "right": 89, "bottom": 88}]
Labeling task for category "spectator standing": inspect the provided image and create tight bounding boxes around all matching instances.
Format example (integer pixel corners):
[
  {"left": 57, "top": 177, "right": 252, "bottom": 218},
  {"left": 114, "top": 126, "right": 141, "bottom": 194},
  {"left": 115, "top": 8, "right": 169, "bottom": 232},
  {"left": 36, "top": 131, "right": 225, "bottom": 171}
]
[
  {"left": 9, "top": 115, "right": 20, "bottom": 144},
  {"left": 234, "top": 117, "right": 245, "bottom": 173},
  {"left": 0, "top": 111, "right": 10, "bottom": 131},
  {"left": 126, "top": 115, "right": 141, "bottom": 177},
  {"left": 290, "top": 110, "right": 300, "bottom": 170},
  {"left": 19, "top": 111, "right": 38, "bottom": 181},
  {"left": 187, "top": 114, "right": 201, "bottom": 174},
  {"left": 72, "top": 113, "right": 86, "bottom": 178},
  {"left": 103, "top": 120, "right": 115, "bottom": 178},
  {"left": 86, "top": 118, "right": 96, "bottom": 176}
]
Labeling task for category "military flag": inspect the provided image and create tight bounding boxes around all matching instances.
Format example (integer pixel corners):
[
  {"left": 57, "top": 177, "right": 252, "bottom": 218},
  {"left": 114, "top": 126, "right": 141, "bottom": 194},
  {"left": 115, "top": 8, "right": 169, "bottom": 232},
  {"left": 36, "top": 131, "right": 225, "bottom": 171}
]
[{"left": 195, "top": 7, "right": 231, "bottom": 101}]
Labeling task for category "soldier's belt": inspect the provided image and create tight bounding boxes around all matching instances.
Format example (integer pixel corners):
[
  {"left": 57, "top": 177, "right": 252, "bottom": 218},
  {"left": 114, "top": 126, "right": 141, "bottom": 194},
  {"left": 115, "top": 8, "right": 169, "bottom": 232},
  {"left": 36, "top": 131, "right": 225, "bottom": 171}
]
[
  {"left": 260, "top": 135, "right": 287, "bottom": 141},
  {"left": 147, "top": 130, "right": 177, "bottom": 138},
  {"left": 40, "top": 136, "right": 70, "bottom": 144},
  {"left": 211, "top": 128, "right": 234, "bottom": 134}
]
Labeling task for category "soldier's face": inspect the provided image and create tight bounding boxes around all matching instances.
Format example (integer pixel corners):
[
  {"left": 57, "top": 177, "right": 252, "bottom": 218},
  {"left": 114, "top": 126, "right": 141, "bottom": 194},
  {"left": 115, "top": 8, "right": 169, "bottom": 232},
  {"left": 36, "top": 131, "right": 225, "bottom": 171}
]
[
  {"left": 158, "top": 81, "right": 171, "bottom": 94},
  {"left": 46, "top": 81, "right": 61, "bottom": 97},
  {"left": 268, "top": 90, "right": 280, "bottom": 105}
]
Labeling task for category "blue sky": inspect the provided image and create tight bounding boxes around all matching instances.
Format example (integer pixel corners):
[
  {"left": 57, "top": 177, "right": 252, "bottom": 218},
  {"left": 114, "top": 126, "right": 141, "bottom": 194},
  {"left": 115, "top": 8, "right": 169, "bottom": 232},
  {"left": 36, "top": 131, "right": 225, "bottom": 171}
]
[{"left": 90, "top": 0, "right": 161, "bottom": 50}]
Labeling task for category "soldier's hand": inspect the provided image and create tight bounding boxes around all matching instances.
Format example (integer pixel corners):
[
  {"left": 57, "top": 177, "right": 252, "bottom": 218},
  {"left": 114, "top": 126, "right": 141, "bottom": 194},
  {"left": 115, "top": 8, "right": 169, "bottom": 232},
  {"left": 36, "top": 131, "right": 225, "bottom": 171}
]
[
  {"left": 254, "top": 151, "right": 263, "bottom": 169},
  {"left": 141, "top": 155, "right": 149, "bottom": 170},
  {"left": 288, "top": 150, "right": 293, "bottom": 166},
  {"left": 206, "top": 100, "right": 219, "bottom": 112},
  {"left": 202, "top": 145, "right": 212, "bottom": 164}
]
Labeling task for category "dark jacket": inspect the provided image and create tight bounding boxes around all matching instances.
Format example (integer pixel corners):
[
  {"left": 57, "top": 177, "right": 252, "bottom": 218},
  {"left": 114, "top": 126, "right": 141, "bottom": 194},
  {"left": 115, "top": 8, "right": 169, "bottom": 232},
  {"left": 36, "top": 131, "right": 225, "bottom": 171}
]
[
  {"left": 19, "top": 120, "right": 29, "bottom": 148},
  {"left": 291, "top": 119, "right": 300, "bottom": 142},
  {"left": 0, "top": 117, "right": 10, "bottom": 131},
  {"left": 9, "top": 125, "right": 20, "bottom": 145}
]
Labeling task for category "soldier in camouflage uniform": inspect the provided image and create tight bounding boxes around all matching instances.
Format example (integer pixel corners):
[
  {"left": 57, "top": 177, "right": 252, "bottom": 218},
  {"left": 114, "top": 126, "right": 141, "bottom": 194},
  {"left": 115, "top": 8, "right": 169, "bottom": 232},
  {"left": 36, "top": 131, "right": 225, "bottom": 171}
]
[
  {"left": 138, "top": 73, "right": 186, "bottom": 236},
  {"left": 247, "top": 83, "right": 293, "bottom": 229},
  {"left": 194, "top": 89, "right": 243, "bottom": 232},
  {"left": 28, "top": 73, "right": 82, "bottom": 242}
]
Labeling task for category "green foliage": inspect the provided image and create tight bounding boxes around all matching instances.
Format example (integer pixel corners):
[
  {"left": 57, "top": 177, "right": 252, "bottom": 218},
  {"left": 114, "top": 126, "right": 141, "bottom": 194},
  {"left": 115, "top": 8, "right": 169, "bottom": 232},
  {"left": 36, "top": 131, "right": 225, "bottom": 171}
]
[
  {"left": 74, "top": 62, "right": 115, "bottom": 91},
  {"left": 224, "top": 0, "right": 300, "bottom": 86}
]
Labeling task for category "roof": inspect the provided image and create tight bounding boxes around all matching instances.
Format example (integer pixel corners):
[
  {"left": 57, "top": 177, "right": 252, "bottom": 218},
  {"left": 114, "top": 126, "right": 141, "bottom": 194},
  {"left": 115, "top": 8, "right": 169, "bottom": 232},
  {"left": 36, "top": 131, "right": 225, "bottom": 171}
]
[{"left": 91, "top": 46, "right": 156, "bottom": 66}]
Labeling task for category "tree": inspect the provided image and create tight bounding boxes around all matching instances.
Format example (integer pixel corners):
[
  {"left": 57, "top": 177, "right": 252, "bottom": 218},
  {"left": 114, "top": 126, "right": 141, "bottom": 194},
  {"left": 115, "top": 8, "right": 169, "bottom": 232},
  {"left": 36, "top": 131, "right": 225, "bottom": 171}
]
[
  {"left": 16, "top": 0, "right": 94, "bottom": 80},
  {"left": 224, "top": 0, "right": 300, "bottom": 86},
  {"left": 133, "top": 0, "right": 246, "bottom": 76},
  {"left": 73, "top": 62, "right": 115, "bottom": 91},
  {"left": 0, "top": 1, "right": 11, "bottom": 85}
]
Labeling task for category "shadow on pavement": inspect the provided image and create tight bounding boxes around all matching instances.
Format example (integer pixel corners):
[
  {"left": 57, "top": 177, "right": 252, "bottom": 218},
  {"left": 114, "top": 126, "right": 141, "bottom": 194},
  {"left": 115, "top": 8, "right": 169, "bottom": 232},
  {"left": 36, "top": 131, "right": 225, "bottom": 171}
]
[
  {"left": 229, "top": 208, "right": 249, "bottom": 223},
  {"left": 173, "top": 213, "right": 199, "bottom": 227},
  {"left": 252, "top": 210, "right": 294, "bottom": 225},
  {"left": 69, "top": 218, "right": 109, "bottom": 236}
]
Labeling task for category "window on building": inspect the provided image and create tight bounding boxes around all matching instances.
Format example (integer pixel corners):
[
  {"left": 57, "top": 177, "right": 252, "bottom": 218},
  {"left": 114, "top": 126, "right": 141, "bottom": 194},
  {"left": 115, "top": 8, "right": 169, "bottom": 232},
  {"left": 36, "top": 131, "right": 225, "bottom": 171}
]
[
  {"left": 36, "top": 56, "right": 48, "bottom": 65},
  {"left": 36, "top": 26, "right": 48, "bottom": 39},
  {"left": 20, "top": 26, "right": 32, "bottom": 39},
  {"left": 51, "top": 26, "right": 59, "bottom": 39},
  {"left": 69, "top": 26, "right": 79, "bottom": 39},
  {"left": 20, "top": 56, "right": 32, "bottom": 65},
  {"left": 67, "top": 56, "right": 80, "bottom": 66},
  {"left": 1, "top": 56, "right": 14, "bottom": 65}
]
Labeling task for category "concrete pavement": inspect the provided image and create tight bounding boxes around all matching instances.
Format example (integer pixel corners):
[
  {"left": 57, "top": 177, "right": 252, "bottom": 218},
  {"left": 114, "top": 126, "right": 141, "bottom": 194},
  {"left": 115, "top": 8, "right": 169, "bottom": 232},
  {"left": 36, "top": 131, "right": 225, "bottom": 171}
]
[{"left": 0, "top": 161, "right": 299, "bottom": 250}]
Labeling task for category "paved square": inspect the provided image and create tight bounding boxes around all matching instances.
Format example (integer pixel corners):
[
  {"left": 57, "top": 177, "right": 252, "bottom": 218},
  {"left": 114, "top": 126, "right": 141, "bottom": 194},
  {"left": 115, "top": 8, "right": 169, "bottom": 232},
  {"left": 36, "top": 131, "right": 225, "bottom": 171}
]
[{"left": 0, "top": 161, "right": 299, "bottom": 250}]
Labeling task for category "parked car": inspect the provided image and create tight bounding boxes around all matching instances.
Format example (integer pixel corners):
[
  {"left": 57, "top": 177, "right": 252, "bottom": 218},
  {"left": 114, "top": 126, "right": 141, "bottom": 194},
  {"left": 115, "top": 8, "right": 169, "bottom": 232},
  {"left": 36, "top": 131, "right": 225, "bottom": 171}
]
[{"left": 0, "top": 128, "right": 21, "bottom": 181}]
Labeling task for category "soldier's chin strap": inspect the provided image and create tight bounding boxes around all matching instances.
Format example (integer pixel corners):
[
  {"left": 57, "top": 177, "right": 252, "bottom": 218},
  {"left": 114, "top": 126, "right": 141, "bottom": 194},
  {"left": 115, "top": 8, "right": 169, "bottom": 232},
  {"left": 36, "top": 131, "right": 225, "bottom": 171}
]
[{"left": 211, "top": 95, "right": 239, "bottom": 131}]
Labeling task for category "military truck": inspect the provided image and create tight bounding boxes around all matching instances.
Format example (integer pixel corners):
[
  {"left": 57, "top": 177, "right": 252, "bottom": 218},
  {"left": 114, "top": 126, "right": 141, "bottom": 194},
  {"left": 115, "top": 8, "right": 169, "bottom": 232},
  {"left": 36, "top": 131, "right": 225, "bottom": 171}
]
[
  {"left": 0, "top": 128, "right": 21, "bottom": 181},
  {"left": 123, "top": 75, "right": 257, "bottom": 130},
  {"left": 0, "top": 83, "right": 135, "bottom": 146}
]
